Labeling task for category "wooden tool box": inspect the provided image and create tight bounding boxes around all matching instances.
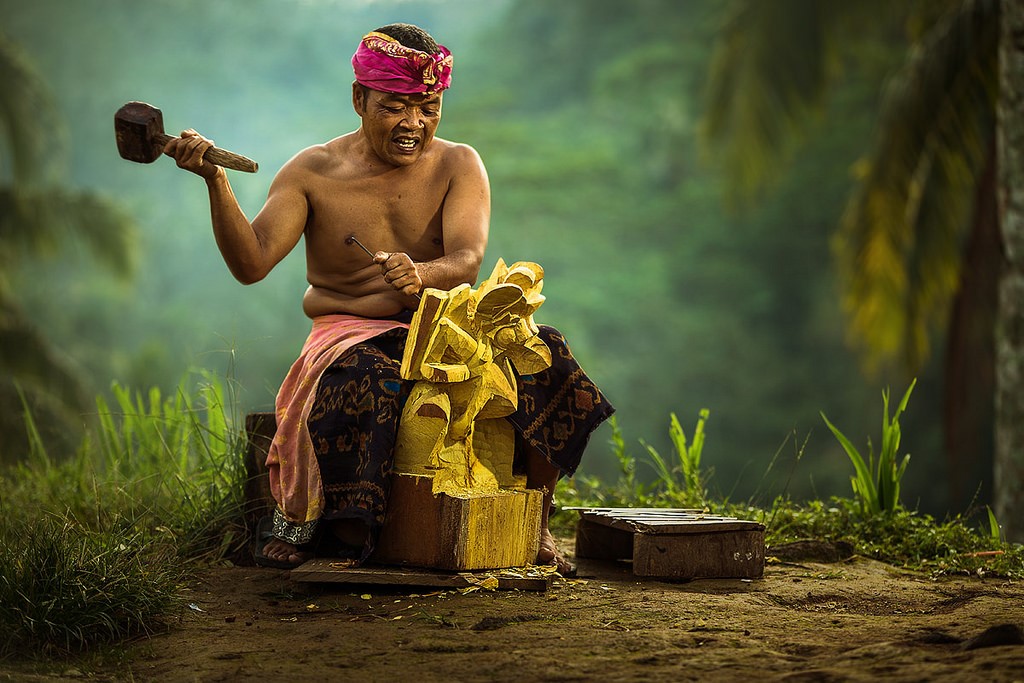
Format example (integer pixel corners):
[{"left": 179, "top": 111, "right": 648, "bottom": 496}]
[{"left": 572, "top": 507, "right": 765, "bottom": 579}]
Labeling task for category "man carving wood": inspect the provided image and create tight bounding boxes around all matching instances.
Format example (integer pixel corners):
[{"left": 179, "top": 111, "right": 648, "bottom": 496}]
[{"left": 164, "top": 23, "right": 614, "bottom": 574}]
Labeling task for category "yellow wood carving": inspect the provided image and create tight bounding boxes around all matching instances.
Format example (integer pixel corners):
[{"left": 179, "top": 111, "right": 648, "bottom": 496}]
[{"left": 393, "top": 259, "right": 552, "bottom": 496}]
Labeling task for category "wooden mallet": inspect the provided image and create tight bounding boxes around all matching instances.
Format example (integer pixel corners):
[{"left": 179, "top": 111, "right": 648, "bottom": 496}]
[{"left": 114, "top": 101, "right": 258, "bottom": 173}]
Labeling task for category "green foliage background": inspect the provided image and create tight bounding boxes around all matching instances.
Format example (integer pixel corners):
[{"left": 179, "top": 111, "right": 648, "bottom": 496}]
[{"left": 1, "top": 0, "right": 957, "bottom": 513}]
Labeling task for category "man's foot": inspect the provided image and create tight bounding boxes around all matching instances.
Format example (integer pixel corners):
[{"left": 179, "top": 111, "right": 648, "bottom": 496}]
[
  {"left": 537, "top": 527, "right": 577, "bottom": 577},
  {"left": 254, "top": 537, "right": 314, "bottom": 569}
]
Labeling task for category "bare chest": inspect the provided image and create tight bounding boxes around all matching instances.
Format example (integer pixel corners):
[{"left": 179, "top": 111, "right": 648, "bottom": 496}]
[{"left": 305, "top": 168, "right": 449, "bottom": 258}]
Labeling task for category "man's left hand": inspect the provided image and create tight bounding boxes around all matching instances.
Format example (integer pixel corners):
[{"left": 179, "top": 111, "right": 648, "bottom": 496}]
[{"left": 374, "top": 251, "right": 423, "bottom": 298}]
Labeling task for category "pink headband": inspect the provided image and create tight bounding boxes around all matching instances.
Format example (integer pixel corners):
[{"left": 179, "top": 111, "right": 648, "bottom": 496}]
[{"left": 351, "top": 32, "right": 453, "bottom": 95}]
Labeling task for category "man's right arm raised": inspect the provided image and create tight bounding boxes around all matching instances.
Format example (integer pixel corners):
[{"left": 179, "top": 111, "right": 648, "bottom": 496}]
[{"left": 165, "top": 130, "right": 307, "bottom": 284}]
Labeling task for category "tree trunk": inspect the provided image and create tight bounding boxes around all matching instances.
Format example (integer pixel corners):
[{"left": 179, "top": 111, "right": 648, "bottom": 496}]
[
  {"left": 944, "top": 139, "right": 998, "bottom": 513},
  {"left": 996, "top": 0, "right": 1024, "bottom": 542}
]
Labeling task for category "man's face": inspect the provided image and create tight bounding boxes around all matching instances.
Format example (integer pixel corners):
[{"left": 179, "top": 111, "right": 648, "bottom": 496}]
[{"left": 354, "top": 86, "right": 443, "bottom": 167}]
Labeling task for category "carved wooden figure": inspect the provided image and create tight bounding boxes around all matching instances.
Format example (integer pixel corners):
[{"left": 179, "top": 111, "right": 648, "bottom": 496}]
[
  {"left": 373, "top": 259, "right": 551, "bottom": 570},
  {"left": 394, "top": 259, "right": 551, "bottom": 495}
]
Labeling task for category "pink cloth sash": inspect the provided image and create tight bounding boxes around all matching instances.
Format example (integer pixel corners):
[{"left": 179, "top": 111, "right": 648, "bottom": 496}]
[{"left": 267, "top": 314, "right": 408, "bottom": 524}]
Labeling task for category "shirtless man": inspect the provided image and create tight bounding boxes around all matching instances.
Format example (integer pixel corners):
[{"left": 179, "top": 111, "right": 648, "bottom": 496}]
[{"left": 165, "top": 24, "right": 613, "bottom": 574}]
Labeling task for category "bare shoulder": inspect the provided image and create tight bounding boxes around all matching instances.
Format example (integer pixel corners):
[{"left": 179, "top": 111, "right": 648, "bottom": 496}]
[
  {"left": 433, "top": 137, "right": 485, "bottom": 170},
  {"left": 271, "top": 134, "right": 360, "bottom": 183}
]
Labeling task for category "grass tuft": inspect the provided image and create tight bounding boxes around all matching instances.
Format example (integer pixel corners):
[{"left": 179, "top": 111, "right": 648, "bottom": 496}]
[
  {"left": 0, "top": 369, "right": 250, "bottom": 657},
  {"left": 765, "top": 497, "right": 1024, "bottom": 579},
  {"left": 0, "top": 511, "right": 184, "bottom": 657}
]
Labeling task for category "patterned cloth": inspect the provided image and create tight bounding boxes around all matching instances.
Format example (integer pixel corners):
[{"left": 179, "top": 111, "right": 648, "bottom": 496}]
[
  {"left": 302, "top": 329, "right": 410, "bottom": 558},
  {"left": 268, "top": 320, "right": 615, "bottom": 561},
  {"left": 265, "top": 314, "right": 409, "bottom": 539},
  {"left": 351, "top": 31, "right": 453, "bottom": 95}
]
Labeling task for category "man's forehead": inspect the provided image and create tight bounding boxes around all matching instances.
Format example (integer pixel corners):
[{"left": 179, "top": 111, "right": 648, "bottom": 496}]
[{"left": 374, "top": 90, "right": 442, "bottom": 105}]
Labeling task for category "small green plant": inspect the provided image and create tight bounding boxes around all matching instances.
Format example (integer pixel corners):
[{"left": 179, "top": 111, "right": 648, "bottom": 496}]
[
  {"left": 642, "top": 409, "right": 709, "bottom": 507},
  {"left": 557, "top": 410, "right": 714, "bottom": 514},
  {"left": 558, "top": 416, "right": 651, "bottom": 508},
  {"left": 607, "top": 415, "right": 641, "bottom": 500},
  {"left": 985, "top": 506, "right": 1002, "bottom": 543},
  {"left": 820, "top": 380, "right": 915, "bottom": 516},
  {"left": 94, "top": 370, "right": 237, "bottom": 488}
]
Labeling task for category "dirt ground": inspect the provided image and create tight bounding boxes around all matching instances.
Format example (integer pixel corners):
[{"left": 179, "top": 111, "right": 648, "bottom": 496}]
[{"left": 4, "top": 537, "right": 1024, "bottom": 683}]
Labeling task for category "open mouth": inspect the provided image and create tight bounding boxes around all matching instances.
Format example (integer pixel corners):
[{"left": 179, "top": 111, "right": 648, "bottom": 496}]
[{"left": 394, "top": 136, "right": 419, "bottom": 152}]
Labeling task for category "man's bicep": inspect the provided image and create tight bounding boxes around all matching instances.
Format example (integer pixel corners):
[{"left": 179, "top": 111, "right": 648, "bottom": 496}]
[
  {"left": 252, "top": 179, "right": 308, "bottom": 268},
  {"left": 443, "top": 146, "right": 491, "bottom": 262}
]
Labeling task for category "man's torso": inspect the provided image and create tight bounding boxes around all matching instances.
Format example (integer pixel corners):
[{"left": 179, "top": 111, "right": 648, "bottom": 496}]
[{"left": 298, "top": 133, "right": 457, "bottom": 318}]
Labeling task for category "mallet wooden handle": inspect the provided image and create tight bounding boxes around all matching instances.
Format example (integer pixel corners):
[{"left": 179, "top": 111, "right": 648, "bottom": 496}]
[{"left": 155, "top": 132, "right": 259, "bottom": 173}]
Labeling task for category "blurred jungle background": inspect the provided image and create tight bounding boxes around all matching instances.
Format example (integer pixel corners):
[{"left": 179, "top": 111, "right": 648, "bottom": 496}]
[{"left": 0, "top": 0, "right": 1002, "bottom": 520}]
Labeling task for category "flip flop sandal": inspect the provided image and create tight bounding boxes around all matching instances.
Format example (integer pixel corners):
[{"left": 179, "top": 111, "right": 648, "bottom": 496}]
[{"left": 252, "top": 516, "right": 313, "bottom": 569}]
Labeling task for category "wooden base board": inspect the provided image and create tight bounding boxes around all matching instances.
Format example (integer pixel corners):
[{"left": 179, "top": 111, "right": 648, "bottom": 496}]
[
  {"left": 290, "top": 560, "right": 550, "bottom": 591},
  {"left": 571, "top": 507, "right": 765, "bottom": 580},
  {"left": 372, "top": 474, "right": 544, "bottom": 571}
]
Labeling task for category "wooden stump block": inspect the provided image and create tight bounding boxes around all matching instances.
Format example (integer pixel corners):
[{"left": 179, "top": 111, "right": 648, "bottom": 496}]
[
  {"left": 243, "top": 411, "right": 276, "bottom": 530},
  {"left": 572, "top": 507, "right": 765, "bottom": 580},
  {"left": 373, "top": 473, "right": 543, "bottom": 571}
]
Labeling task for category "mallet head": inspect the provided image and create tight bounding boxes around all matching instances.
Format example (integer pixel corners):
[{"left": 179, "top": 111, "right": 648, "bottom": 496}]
[{"left": 114, "top": 101, "right": 167, "bottom": 164}]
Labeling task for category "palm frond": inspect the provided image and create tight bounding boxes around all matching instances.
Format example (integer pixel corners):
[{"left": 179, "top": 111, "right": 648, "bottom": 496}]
[
  {"left": 699, "top": 0, "right": 844, "bottom": 199},
  {"left": 0, "top": 186, "right": 137, "bottom": 277},
  {"left": 59, "top": 191, "right": 138, "bottom": 276},
  {"left": 0, "top": 297, "right": 91, "bottom": 463},
  {"left": 0, "top": 380, "right": 85, "bottom": 465},
  {"left": 835, "top": 0, "right": 998, "bottom": 372},
  {"left": 0, "top": 298, "right": 90, "bottom": 409},
  {"left": 698, "top": 0, "right": 969, "bottom": 202},
  {"left": 0, "top": 30, "right": 67, "bottom": 185}
]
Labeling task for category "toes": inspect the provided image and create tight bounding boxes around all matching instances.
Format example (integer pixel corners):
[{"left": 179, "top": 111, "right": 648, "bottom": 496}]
[
  {"left": 537, "top": 535, "right": 560, "bottom": 564},
  {"left": 264, "top": 539, "right": 297, "bottom": 561},
  {"left": 555, "top": 557, "right": 576, "bottom": 576}
]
